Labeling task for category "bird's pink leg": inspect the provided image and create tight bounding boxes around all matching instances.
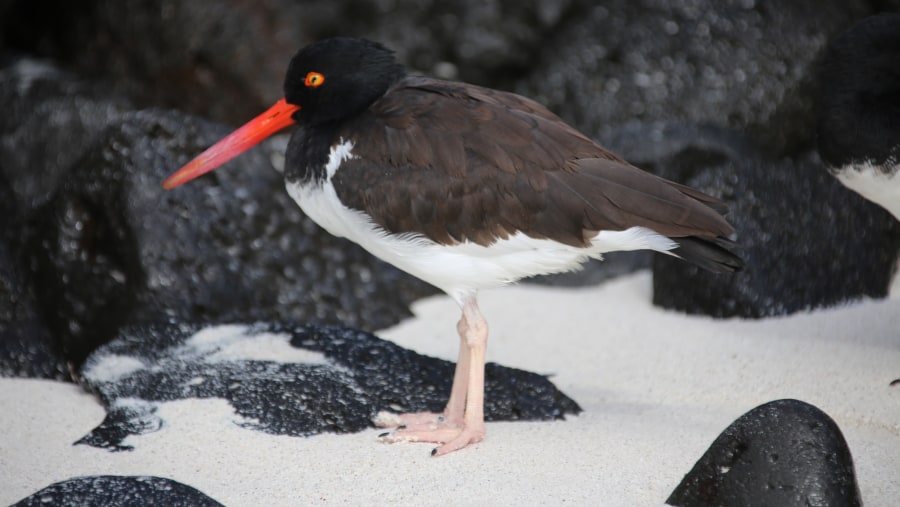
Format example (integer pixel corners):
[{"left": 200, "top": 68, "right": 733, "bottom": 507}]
[
  {"left": 372, "top": 329, "right": 469, "bottom": 428},
  {"left": 440, "top": 314, "right": 475, "bottom": 424},
  {"left": 433, "top": 297, "right": 487, "bottom": 455},
  {"left": 375, "top": 296, "right": 488, "bottom": 456}
]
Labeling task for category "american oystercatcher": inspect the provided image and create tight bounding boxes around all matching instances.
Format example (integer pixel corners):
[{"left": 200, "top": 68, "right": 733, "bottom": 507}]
[
  {"left": 817, "top": 13, "right": 900, "bottom": 220},
  {"left": 163, "top": 37, "right": 741, "bottom": 456}
]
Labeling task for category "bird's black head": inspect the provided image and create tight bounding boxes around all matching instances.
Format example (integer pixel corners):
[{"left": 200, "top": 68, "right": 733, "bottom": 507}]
[
  {"left": 816, "top": 13, "right": 900, "bottom": 168},
  {"left": 161, "top": 38, "right": 405, "bottom": 190},
  {"left": 284, "top": 37, "right": 406, "bottom": 127}
]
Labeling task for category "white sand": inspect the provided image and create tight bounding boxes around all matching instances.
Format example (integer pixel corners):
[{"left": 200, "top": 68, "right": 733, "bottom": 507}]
[{"left": 1, "top": 271, "right": 898, "bottom": 506}]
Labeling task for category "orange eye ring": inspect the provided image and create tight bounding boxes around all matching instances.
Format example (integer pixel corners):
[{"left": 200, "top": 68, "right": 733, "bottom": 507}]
[{"left": 305, "top": 71, "right": 325, "bottom": 88}]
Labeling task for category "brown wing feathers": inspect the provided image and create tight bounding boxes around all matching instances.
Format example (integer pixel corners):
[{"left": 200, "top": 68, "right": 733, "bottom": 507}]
[
  {"left": 333, "top": 76, "right": 738, "bottom": 270},
  {"left": 566, "top": 160, "right": 734, "bottom": 237}
]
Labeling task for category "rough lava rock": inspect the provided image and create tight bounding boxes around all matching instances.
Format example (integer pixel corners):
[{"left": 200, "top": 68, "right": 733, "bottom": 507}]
[
  {"left": 516, "top": 0, "right": 872, "bottom": 156},
  {"left": 22, "top": 108, "right": 435, "bottom": 367},
  {"left": 0, "top": 172, "right": 67, "bottom": 379},
  {"left": 10, "top": 476, "right": 225, "bottom": 507},
  {"left": 683, "top": 154, "right": 899, "bottom": 318},
  {"left": 608, "top": 121, "right": 900, "bottom": 318},
  {"left": 1, "top": 1, "right": 880, "bottom": 157},
  {"left": 667, "top": 399, "right": 862, "bottom": 507},
  {"left": 0, "top": 56, "right": 133, "bottom": 213},
  {"left": 76, "top": 322, "right": 582, "bottom": 451},
  {"left": 0, "top": 0, "right": 576, "bottom": 126}
]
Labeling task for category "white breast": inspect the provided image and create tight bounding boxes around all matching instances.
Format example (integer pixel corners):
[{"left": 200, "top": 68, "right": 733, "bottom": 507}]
[
  {"left": 286, "top": 139, "right": 677, "bottom": 304},
  {"left": 834, "top": 161, "right": 900, "bottom": 221}
]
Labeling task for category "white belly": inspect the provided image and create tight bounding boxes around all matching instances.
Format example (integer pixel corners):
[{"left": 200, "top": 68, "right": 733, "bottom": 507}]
[
  {"left": 835, "top": 161, "right": 900, "bottom": 221},
  {"left": 286, "top": 140, "right": 677, "bottom": 304}
]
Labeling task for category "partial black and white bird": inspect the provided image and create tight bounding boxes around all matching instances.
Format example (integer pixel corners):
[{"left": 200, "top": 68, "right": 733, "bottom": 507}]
[
  {"left": 817, "top": 13, "right": 900, "bottom": 220},
  {"left": 163, "top": 37, "right": 741, "bottom": 456}
]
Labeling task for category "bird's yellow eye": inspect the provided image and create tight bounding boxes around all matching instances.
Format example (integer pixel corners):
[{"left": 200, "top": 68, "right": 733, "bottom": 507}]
[{"left": 305, "top": 71, "right": 325, "bottom": 88}]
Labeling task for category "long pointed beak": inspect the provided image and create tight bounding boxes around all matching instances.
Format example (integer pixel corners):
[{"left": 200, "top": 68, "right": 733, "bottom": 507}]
[{"left": 162, "top": 98, "right": 301, "bottom": 190}]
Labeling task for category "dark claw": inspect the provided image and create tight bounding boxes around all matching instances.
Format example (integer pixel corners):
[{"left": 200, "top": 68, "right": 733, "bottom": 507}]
[
  {"left": 378, "top": 431, "right": 390, "bottom": 438},
  {"left": 431, "top": 447, "right": 438, "bottom": 456},
  {"left": 397, "top": 424, "right": 407, "bottom": 430}
]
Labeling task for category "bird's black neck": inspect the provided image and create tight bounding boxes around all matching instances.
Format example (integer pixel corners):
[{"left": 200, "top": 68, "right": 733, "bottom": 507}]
[
  {"left": 284, "top": 123, "right": 342, "bottom": 185},
  {"left": 816, "top": 14, "right": 900, "bottom": 169}
]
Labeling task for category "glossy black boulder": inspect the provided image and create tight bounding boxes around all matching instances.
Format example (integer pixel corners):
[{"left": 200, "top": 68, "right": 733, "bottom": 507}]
[
  {"left": 667, "top": 399, "right": 861, "bottom": 507},
  {"left": 11, "top": 476, "right": 225, "bottom": 507}
]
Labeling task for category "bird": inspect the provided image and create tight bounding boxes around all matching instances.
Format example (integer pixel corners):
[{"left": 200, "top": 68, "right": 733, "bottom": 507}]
[
  {"left": 816, "top": 13, "right": 900, "bottom": 220},
  {"left": 162, "top": 37, "right": 741, "bottom": 456}
]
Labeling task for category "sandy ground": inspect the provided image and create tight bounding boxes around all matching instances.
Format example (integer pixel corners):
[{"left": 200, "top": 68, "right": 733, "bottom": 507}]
[{"left": 1, "top": 271, "right": 898, "bottom": 506}]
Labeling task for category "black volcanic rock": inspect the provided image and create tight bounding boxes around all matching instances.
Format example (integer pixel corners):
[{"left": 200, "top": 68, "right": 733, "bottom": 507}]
[
  {"left": 23, "top": 108, "right": 434, "bottom": 367},
  {"left": 0, "top": 56, "right": 133, "bottom": 213},
  {"left": 668, "top": 399, "right": 861, "bottom": 507},
  {"left": 0, "top": 238, "right": 67, "bottom": 380},
  {"left": 76, "top": 322, "right": 581, "bottom": 451},
  {"left": 518, "top": 1, "right": 873, "bottom": 157},
  {"left": 0, "top": 0, "right": 573, "bottom": 126},
  {"left": 0, "top": 1, "right": 882, "bottom": 158},
  {"left": 658, "top": 154, "right": 900, "bottom": 317},
  {"left": 0, "top": 58, "right": 125, "bottom": 378},
  {"left": 629, "top": 122, "right": 900, "bottom": 318},
  {"left": 11, "top": 476, "right": 225, "bottom": 507},
  {"left": 0, "top": 172, "right": 67, "bottom": 380}
]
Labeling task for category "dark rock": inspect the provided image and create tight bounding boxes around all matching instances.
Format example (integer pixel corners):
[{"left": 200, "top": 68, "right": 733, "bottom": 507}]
[
  {"left": 0, "top": 56, "right": 133, "bottom": 213},
  {"left": 0, "top": 238, "right": 67, "bottom": 380},
  {"left": 640, "top": 123, "right": 900, "bottom": 317},
  {"left": 0, "top": 0, "right": 574, "bottom": 126},
  {"left": 11, "top": 476, "right": 224, "bottom": 507},
  {"left": 518, "top": 1, "right": 873, "bottom": 157},
  {"left": 0, "top": 171, "right": 67, "bottom": 380},
  {"left": 2, "top": 0, "right": 290, "bottom": 125},
  {"left": 76, "top": 322, "right": 581, "bottom": 451},
  {"left": 0, "top": 57, "right": 134, "bottom": 374},
  {"left": 667, "top": 399, "right": 862, "bottom": 507},
  {"left": 3, "top": 1, "right": 885, "bottom": 159},
  {"left": 23, "top": 108, "right": 434, "bottom": 367}
]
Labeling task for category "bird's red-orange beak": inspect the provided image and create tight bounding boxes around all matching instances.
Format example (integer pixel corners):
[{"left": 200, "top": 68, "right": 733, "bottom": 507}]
[{"left": 162, "top": 98, "right": 301, "bottom": 190}]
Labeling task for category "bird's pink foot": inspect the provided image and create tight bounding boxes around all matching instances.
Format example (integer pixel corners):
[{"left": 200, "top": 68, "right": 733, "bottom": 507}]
[
  {"left": 372, "top": 297, "right": 489, "bottom": 456},
  {"left": 375, "top": 412, "right": 484, "bottom": 456},
  {"left": 430, "top": 424, "right": 485, "bottom": 456}
]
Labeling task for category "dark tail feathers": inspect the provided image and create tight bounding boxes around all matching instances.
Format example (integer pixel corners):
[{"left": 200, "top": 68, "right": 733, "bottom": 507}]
[{"left": 670, "top": 236, "right": 743, "bottom": 273}]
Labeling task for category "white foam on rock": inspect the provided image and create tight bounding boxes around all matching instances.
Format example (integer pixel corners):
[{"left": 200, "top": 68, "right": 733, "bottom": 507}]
[
  {"left": 81, "top": 354, "right": 147, "bottom": 384},
  {"left": 183, "top": 324, "right": 329, "bottom": 365}
]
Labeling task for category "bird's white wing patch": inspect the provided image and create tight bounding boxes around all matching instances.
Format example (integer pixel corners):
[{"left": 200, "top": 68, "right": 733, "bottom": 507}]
[{"left": 835, "top": 161, "right": 900, "bottom": 220}]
